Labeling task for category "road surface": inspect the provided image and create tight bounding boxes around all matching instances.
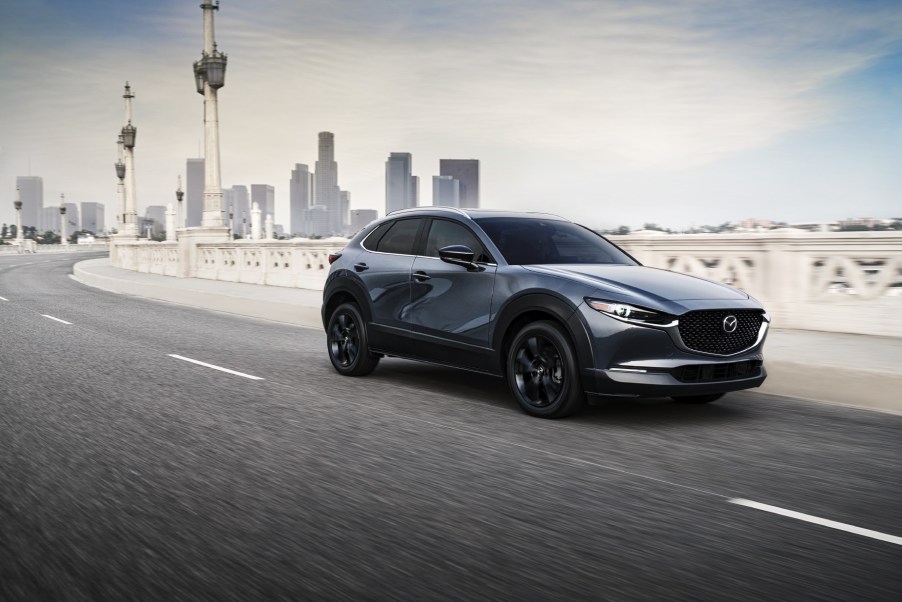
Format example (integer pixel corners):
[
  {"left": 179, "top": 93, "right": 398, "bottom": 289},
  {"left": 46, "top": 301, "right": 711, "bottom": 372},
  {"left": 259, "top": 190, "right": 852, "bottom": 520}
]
[{"left": 1, "top": 253, "right": 900, "bottom": 600}]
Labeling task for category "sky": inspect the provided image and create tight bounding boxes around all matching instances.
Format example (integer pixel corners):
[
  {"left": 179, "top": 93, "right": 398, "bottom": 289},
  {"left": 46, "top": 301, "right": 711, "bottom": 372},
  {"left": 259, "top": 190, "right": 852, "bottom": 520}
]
[{"left": 1, "top": 0, "right": 900, "bottom": 232}]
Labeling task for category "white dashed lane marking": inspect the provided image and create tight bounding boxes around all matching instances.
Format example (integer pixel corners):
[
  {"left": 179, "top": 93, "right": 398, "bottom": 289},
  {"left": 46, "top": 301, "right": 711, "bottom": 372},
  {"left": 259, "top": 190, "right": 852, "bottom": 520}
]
[
  {"left": 730, "top": 498, "right": 902, "bottom": 546},
  {"left": 41, "top": 314, "right": 72, "bottom": 325},
  {"left": 168, "top": 354, "right": 264, "bottom": 380}
]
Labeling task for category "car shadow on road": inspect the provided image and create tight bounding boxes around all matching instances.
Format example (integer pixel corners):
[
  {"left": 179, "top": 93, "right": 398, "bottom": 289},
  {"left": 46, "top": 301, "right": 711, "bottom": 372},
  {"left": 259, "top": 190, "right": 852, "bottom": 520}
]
[{"left": 369, "top": 359, "right": 754, "bottom": 426}]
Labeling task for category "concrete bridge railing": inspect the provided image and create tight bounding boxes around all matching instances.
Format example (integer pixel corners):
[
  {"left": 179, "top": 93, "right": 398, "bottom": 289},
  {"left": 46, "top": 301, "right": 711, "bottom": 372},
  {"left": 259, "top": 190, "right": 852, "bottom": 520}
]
[
  {"left": 109, "top": 231, "right": 902, "bottom": 338},
  {"left": 1, "top": 241, "right": 110, "bottom": 254}
]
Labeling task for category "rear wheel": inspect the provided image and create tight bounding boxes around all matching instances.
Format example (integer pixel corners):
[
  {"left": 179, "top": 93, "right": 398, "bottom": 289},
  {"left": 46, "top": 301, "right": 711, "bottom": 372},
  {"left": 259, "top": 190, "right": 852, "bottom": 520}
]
[
  {"left": 327, "top": 302, "right": 379, "bottom": 376},
  {"left": 506, "top": 321, "right": 585, "bottom": 418},
  {"left": 671, "top": 393, "right": 724, "bottom": 404}
]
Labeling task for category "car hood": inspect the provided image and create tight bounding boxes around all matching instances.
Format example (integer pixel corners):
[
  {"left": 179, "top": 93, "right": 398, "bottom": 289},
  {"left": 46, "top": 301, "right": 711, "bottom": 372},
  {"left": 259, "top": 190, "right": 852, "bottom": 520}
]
[{"left": 523, "top": 264, "right": 748, "bottom": 303}]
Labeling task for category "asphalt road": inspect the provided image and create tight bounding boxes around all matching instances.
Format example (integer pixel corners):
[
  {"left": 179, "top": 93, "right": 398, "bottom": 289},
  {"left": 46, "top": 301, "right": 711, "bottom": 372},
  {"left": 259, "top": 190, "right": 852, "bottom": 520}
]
[{"left": 1, "top": 253, "right": 900, "bottom": 601}]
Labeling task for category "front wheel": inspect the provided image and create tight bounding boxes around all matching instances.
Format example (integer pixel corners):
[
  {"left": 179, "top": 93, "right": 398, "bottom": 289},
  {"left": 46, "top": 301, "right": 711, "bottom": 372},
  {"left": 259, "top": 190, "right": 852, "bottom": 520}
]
[
  {"left": 327, "top": 303, "right": 379, "bottom": 376},
  {"left": 506, "top": 321, "right": 585, "bottom": 418},
  {"left": 671, "top": 393, "right": 725, "bottom": 404}
]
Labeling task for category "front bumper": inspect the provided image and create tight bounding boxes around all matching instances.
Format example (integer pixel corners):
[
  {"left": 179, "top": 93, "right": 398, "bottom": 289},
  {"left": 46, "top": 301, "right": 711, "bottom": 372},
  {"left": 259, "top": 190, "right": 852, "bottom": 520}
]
[{"left": 575, "top": 301, "right": 769, "bottom": 398}]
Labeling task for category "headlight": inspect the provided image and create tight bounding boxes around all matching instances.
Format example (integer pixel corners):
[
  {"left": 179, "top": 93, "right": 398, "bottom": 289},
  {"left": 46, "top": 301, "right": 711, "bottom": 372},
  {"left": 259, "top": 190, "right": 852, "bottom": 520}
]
[{"left": 585, "top": 298, "right": 676, "bottom": 326}]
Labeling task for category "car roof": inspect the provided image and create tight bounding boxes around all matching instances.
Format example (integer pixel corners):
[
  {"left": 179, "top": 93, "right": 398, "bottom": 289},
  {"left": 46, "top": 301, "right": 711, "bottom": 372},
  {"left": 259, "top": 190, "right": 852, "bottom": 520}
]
[{"left": 386, "top": 206, "right": 568, "bottom": 222}]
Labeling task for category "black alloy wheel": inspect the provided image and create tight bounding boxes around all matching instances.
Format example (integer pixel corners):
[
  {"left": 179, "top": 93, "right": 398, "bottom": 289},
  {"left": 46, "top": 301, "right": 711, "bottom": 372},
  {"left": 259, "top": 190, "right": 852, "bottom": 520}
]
[
  {"left": 507, "top": 321, "right": 584, "bottom": 418},
  {"left": 327, "top": 303, "right": 379, "bottom": 376}
]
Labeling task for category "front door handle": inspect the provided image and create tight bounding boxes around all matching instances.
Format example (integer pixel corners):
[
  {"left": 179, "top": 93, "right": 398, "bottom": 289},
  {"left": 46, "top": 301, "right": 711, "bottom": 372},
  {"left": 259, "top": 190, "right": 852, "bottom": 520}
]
[
  {"left": 412, "top": 271, "right": 431, "bottom": 281},
  {"left": 354, "top": 263, "right": 369, "bottom": 272}
]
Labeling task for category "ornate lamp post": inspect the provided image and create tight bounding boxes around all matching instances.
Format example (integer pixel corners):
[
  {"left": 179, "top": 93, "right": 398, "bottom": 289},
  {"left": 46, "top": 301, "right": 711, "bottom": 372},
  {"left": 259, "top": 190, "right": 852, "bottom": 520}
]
[
  {"left": 14, "top": 187, "right": 23, "bottom": 242},
  {"left": 121, "top": 82, "right": 138, "bottom": 236},
  {"left": 115, "top": 134, "right": 126, "bottom": 230},
  {"left": 193, "top": 0, "right": 227, "bottom": 228},
  {"left": 176, "top": 176, "right": 185, "bottom": 231},
  {"left": 59, "top": 194, "right": 69, "bottom": 246}
]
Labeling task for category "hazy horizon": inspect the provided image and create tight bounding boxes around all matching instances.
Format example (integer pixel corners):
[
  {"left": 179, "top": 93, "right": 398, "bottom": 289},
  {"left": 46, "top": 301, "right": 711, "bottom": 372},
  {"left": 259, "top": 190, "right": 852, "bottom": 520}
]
[{"left": 1, "top": 0, "right": 900, "bottom": 232}]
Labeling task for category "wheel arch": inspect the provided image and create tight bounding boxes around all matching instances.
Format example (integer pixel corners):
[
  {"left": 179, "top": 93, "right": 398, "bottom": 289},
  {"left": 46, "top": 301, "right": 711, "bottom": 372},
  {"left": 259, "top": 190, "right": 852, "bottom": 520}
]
[
  {"left": 322, "top": 274, "right": 372, "bottom": 330},
  {"left": 493, "top": 293, "right": 594, "bottom": 379}
]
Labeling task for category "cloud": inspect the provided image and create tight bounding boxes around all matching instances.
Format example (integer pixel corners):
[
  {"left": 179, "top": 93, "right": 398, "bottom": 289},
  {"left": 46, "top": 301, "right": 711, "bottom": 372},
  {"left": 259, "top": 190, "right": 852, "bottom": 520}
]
[{"left": 1, "top": 0, "right": 900, "bottom": 228}]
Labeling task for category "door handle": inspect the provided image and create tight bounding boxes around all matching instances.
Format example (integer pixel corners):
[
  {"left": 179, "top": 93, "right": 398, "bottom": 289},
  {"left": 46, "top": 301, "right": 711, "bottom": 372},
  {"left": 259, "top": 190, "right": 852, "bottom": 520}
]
[
  {"left": 412, "top": 271, "right": 431, "bottom": 281},
  {"left": 354, "top": 263, "right": 369, "bottom": 272}
]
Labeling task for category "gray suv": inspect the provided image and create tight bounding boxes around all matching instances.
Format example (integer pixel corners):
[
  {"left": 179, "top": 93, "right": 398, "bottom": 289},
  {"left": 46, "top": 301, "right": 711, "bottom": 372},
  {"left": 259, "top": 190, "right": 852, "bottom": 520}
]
[{"left": 322, "top": 207, "right": 768, "bottom": 418}]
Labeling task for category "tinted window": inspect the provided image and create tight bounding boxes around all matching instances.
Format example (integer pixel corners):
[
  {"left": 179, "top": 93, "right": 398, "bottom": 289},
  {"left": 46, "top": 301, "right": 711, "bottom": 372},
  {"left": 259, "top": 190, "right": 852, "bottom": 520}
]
[
  {"left": 423, "top": 219, "right": 492, "bottom": 262},
  {"left": 373, "top": 219, "right": 422, "bottom": 255},
  {"left": 361, "top": 222, "right": 392, "bottom": 251},
  {"left": 475, "top": 217, "right": 637, "bottom": 266}
]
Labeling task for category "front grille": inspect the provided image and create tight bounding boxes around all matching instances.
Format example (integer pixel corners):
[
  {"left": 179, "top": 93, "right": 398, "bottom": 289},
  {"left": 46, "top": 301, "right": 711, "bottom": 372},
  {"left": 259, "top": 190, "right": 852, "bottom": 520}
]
[
  {"left": 678, "top": 309, "right": 764, "bottom": 355},
  {"left": 673, "top": 360, "right": 762, "bottom": 383}
]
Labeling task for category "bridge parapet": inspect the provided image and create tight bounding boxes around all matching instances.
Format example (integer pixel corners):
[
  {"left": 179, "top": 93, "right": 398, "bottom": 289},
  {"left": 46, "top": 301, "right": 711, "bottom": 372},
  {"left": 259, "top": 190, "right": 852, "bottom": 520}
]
[{"left": 109, "top": 231, "right": 902, "bottom": 337}]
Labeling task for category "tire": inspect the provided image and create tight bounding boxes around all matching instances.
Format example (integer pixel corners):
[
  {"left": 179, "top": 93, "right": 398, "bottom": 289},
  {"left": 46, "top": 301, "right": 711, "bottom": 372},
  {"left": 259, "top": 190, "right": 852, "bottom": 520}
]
[
  {"left": 327, "top": 302, "right": 380, "bottom": 376},
  {"left": 506, "top": 321, "right": 585, "bottom": 418},
  {"left": 671, "top": 393, "right": 725, "bottom": 404}
]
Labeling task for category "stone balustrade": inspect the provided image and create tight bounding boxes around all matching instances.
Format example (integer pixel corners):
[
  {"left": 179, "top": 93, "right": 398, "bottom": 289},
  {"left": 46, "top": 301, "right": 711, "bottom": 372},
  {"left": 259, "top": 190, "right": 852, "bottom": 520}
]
[
  {"left": 0, "top": 241, "right": 109, "bottom": 254},
  {"left": 110, "top": 231, "right": 902, "bottom": 337}
]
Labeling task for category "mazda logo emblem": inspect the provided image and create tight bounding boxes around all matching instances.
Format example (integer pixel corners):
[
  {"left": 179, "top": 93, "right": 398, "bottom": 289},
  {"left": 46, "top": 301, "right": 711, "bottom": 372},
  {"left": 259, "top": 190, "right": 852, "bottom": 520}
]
[{"left": 723, "top": 315, "right": 738, "bottom": 334}]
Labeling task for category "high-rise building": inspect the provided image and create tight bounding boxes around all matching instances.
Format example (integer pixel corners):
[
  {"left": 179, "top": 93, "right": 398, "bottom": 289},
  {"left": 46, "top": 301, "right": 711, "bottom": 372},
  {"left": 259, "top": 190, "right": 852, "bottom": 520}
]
[
  {"left": 433, "top": 175, "right": 460, "bottom": 207},
  {"left": 303, "top": 205, "right": 330, "bottom": 237},
  {"left": 439, "top": 159, "right": 479, "bottom": 208},
  {"left": 223, "top": 185, "right": 249, "bottom": 234},
  {"left": 16, "top": 176, "right": 43, "bottom": 229},
  {"left": 250, "top": 184, "right": 275, "bottom": 222},
  {"left": 41, "top": 207, "right": 57, "bottom": 234},
  {"left": 350, "top": 209, "right": 379, "bottom": 232},
  {"left": 186, "top": 158, "right": 204, "bottom": 227},
  {"left": 315, "top": 132, "right": 342, "bottom": 235},
  {"left": 62, "top": 203, "right": 79, "bottom": 237},
  {"left": 81, "top": 202, "right": 105, "bottom": 234},
  {"left": 290, "top": 164, "right": 312, "bottom": 235},
  {"left": 339, "top": 190, "right": 350, "bottom": 232},
  {"left": 143, "top": 205, "right": 166, "bottom": 237},
  {"left": 386, "top": 152, "right": 418, "bottom": 214}
]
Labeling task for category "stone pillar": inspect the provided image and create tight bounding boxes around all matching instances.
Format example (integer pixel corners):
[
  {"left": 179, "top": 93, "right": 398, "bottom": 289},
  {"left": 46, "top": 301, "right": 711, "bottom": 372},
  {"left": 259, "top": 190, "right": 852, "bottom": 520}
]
[
  {"left": 265, "top": 214, "right": 273, "bottom": 240},
  {"left": 165, "top": 203, "right": 176, "bottom": 241},
  {"left": 251, "top": 202, "right": 261, "bottom": 240}
]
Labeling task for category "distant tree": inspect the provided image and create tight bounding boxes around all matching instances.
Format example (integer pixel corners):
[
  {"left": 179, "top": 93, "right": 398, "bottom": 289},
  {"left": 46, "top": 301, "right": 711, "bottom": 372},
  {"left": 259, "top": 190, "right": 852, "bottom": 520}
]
[
  {"left": 890, "top": 221, "right": 902, "bottom": 231},
  {"left": 838, "top": 224, "right": 870, "bottom": 232},
  {"left": 616, "top": 225, "right": 631, "bottom": 235},
  {"left": 1, "top": 224, "right": 7, "bottom": 238},
  {"left": 37, "top": 230, "right": 61, "bottom": 244},
  {"left": 643, "top": 223, "right": 666, "bottom": 232}
]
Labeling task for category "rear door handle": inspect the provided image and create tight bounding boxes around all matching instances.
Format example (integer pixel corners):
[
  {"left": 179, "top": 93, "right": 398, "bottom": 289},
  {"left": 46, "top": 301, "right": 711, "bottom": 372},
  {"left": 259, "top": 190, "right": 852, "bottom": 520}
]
[
  {"left": 354, "top": 263, "right": 369, "bottom": 272},
  {"left": 412, "top": 271, "right": 431, "bottom": 281}
]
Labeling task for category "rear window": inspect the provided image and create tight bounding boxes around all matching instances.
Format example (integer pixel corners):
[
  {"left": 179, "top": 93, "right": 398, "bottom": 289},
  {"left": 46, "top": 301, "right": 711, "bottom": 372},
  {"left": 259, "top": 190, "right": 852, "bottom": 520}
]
[{"left": 475, "top": 217, "right": 637, "bottom": 266}]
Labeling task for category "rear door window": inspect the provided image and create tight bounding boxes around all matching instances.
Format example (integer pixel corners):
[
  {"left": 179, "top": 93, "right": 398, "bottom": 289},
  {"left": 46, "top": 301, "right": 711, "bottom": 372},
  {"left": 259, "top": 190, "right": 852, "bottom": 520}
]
[{"left": 371, "top": 219, "right": 423, "bottom": 255}]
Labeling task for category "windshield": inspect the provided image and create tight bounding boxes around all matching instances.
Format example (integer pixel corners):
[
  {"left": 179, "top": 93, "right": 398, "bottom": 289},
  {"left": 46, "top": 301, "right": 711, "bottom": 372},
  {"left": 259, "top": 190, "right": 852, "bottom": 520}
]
[{"left": 475, "top": 217, "right": 638, "bottom": 266}]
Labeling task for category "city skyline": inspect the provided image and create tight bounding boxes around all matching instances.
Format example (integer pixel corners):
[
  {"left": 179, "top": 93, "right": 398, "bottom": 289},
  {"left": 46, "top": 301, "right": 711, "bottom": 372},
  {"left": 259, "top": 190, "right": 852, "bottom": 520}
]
[{"left": 1, "top": 0, "right": 900, "bottom": 232}]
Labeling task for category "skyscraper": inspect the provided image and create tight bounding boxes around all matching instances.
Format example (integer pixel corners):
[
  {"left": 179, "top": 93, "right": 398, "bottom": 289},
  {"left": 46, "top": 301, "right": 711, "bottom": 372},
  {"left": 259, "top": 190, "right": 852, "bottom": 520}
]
[
  {"left": 433, "top": 175, "right": 460, "bottom": 207},
  {"left": 385, "top": 152, "right": 417, "bottom": 214},
  {"left": 350, "top": 209, "right": 378, "bottom": 232},
  {"left": 290, "top": 163, "right": 312, "bottom": 235},
  {"left": 16, "top": 176, "right": 43, "bottom": 229},
  {"left": 62, "top": 203, "right": 79, "bottom": 237},
  {"left": 186, "top": 158, "right": 204, "bottom": 227},
  {"left": 81, "top": 202, "right": 105, "bottom": 234},
  {"left": 223, "top": 185, "right": 248, "bottom": 233},
  {"left": 250, "top": 184, "right": 275, "bottom": 222},
  {"left": 315, "top": 132, "right": 342, "bottom": 235},
  {"left": 439, "top": 159, "right": 479, "bottom": 208}
]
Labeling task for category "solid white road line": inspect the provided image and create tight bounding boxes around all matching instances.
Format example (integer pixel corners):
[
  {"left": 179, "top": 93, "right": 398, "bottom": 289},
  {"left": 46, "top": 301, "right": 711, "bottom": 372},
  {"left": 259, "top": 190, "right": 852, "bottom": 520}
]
[
  {"left": 729, "top": 498, "right": 902, "bottom": 546},
  {"left": 41, "top": 314, "right": 73, "bottom": 325},
  {"left": 168, "top": 354, "right": 264, "bottom": 380}
]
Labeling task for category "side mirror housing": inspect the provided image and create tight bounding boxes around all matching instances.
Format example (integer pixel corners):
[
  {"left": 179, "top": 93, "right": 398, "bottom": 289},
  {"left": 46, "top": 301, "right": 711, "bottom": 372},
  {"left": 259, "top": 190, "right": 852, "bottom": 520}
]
[{"left": 438, "top": 245, "right": 479, "bottom": 271}]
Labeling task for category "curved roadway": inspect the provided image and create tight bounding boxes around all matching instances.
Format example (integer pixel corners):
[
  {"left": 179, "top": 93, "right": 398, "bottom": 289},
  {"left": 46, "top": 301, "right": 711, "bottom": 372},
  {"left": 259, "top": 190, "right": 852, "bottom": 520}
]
[{"left": 1, "top": 253, "right": 900, "bottom": 600}]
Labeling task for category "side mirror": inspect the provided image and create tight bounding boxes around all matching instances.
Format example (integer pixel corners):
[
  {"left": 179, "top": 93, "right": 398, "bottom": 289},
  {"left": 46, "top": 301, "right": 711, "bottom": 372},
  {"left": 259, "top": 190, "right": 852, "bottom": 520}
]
[{"left": 438, "top": 245, "right": 479, "bottom": 271}]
